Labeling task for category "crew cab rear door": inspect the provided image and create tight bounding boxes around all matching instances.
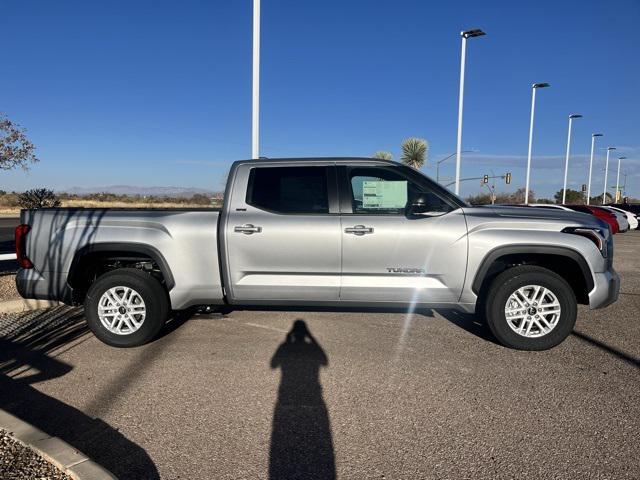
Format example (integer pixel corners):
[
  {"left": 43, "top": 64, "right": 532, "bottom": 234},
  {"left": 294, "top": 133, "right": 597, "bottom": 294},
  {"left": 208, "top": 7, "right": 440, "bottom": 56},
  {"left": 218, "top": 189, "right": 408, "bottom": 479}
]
[
  {"left": 337, "top": 164, "right": 468, "bottom": 304},
  {"left": 222, "top": 162, "right": 341, "bottom": 302}
]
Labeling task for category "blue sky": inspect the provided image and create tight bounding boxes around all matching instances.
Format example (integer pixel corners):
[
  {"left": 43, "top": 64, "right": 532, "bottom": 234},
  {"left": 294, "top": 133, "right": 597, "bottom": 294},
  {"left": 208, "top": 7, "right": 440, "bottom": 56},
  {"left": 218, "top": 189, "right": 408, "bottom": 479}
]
[{"left": 1, "top": 0, "right": 639, "bottom": 199}]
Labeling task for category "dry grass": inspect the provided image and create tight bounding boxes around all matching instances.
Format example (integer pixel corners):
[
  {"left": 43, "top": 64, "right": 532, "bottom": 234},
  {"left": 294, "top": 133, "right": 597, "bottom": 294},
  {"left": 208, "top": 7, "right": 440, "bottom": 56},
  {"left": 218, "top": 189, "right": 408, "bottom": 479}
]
[
  {"left": 62, "top": 199, "right": 216, "bottom": 209},
  {"left": 0, "top": 199, "right": 219, "bottom": 215}
]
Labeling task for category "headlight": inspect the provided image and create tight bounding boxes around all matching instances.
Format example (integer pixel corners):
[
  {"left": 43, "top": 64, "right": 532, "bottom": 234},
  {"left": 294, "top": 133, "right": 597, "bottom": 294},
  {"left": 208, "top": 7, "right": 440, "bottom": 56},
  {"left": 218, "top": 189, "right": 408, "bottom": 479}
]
[{"left": 562, "top": 227, "right": 608, "bottom": 258}]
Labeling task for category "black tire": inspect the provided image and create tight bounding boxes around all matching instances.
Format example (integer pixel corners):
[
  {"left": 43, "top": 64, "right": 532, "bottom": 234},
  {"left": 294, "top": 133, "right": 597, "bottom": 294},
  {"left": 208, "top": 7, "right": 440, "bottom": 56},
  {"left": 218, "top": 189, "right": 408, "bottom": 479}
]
[
  {"left": 85, "top": 268, "right": 169, "bottom": 347},
  {"left": 484, "top": 265, "right": 577, "bottom": 351}
]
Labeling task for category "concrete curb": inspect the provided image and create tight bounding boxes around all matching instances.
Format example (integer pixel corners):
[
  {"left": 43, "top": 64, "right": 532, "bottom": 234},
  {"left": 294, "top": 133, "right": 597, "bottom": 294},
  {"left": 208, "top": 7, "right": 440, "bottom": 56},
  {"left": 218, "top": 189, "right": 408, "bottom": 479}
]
[
  {"left": 0, "top": 409, "right": 116, "bottom": 479},
  {"left": 0, "top": 298, "right": 61, "bottom": 313}
]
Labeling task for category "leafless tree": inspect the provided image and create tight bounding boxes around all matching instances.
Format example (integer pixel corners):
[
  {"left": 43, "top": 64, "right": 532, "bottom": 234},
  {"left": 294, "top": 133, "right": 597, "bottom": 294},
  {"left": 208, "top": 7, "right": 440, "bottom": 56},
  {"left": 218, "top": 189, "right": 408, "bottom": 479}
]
[{"left": 1, "top": 113, "right": 39, "bottom": 171}]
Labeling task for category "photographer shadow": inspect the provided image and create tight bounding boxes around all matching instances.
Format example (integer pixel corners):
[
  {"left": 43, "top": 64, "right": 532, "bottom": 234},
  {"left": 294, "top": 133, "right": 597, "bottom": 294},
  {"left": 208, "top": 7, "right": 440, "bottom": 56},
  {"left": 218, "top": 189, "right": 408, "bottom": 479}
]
[{"left": 269, "top": 319, "right": 336, "bottom": 480}]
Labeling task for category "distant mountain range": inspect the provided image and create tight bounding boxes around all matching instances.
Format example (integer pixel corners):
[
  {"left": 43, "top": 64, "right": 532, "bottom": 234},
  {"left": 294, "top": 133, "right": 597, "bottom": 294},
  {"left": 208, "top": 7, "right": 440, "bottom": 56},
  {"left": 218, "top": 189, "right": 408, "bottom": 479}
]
[{"left": 60, "top": 185, "right": 217, "bottom": 197}]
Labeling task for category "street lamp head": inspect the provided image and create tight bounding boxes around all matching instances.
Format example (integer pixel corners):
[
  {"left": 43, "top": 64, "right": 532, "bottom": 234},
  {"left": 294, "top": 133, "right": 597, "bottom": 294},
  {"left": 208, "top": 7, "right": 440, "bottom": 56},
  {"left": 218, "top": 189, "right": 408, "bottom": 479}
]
[
  {"left": 461, "top": 29, "right": 486, "bottom": 38},
  {"left": 532, "top": 82, "right": 550, "bottom": 89},
  {"left": 592, "top": 133, "right": 603, "bottom": 137},
  {"left": 569, "top": 114, "right": 582, "bottom": 119},
  {"left": 607, "top": 147, "right": 616, "bottom": 151},
  {"left": 618, "top": 156, "right": 627, "bottom": 160}
]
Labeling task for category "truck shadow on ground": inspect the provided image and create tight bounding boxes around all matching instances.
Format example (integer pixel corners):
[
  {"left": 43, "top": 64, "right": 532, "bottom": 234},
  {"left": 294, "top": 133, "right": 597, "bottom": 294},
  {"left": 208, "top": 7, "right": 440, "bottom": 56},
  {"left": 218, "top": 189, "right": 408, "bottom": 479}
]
[
  {"left": 435, "top": 308, "right": 639, "bottom": 368},
  {"left": 210, "top": 304, "right": 640, "bottom": 369},
  {"left": 0, "top": 307, "right": 160, "bottom": 479},
  {"left": 269, "top": 319, "right": 336, "bottom": 480},
  {"left": 571, "top": 330, "right": 639, "bottom": 368},
  {"left": 245, "top": 305, "right": 639, "bottom": 368},
  {"left": 433, "top": 308, "right": 499, "bottom": 344}
]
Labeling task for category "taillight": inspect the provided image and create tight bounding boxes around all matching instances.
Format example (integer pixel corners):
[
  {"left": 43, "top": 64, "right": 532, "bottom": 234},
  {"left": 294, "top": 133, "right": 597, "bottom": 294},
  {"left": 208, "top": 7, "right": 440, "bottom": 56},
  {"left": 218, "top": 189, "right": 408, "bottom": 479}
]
[{"left": 15, "top": 224, "right": 34, "bottom": 269}]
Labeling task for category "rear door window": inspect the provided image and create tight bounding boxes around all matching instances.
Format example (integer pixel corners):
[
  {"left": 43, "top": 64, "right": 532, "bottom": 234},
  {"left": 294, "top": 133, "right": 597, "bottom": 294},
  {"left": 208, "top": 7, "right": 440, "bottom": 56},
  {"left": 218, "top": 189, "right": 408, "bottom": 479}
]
[{"left": 247, "top": 166, "right": 329, "bottom": 214}]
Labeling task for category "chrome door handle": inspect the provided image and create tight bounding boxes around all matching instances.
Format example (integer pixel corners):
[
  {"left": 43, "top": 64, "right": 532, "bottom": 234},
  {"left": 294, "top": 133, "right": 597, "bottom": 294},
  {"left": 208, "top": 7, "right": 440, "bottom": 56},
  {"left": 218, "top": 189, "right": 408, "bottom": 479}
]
[
  {"left": 344, "top": 225, "right": 374, "bottom": 236},
  {"left": 234, "top": 224, "right": 262, "bottom": 234}
]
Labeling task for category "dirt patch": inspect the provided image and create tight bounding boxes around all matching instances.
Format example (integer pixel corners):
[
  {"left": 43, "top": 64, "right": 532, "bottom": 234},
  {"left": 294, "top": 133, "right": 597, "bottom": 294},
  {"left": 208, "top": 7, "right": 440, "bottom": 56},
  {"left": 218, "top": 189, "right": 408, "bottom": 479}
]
[{"left": 0, "top": 275, "right": 19, "bottom": 302}]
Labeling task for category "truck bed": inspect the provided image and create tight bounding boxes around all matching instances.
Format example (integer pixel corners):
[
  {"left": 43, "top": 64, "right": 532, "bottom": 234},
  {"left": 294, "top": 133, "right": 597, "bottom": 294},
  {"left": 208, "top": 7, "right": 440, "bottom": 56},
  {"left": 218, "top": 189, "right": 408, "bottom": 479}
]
[{"left": 18, "top": 208, "right": 224, "bottom": 309}]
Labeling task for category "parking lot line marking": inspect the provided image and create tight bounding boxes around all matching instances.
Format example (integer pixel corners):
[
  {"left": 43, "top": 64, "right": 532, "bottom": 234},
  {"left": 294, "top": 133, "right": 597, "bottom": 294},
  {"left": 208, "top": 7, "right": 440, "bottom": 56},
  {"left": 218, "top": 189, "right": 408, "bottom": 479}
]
[
  {"left": 242, "top": 322, "right": 288, "bottom": 333},
  {"left": 217, "top": 317, "right": 288, "bottom": 334}
]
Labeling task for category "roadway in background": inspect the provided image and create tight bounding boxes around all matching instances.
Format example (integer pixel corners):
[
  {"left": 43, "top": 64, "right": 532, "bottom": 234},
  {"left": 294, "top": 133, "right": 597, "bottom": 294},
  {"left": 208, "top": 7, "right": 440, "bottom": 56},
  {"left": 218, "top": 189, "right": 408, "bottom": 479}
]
[{"left": 0, "top": 217, "right": 19, "bottom": 272}]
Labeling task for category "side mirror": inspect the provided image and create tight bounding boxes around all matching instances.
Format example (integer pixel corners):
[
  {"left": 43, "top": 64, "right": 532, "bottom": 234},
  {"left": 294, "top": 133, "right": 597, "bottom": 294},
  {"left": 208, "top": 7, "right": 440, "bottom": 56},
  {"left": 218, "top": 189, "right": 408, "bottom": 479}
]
[
  {"left": 406, "top": 192, "right": 450, "bottom": 217},
  {"left": 406, "top": 195, "right": 429, "bottom": 216}
]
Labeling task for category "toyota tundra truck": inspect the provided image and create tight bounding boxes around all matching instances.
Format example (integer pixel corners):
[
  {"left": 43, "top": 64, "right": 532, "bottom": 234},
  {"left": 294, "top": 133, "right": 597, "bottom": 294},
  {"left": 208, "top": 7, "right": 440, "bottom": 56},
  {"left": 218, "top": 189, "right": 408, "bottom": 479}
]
[{"left": 14, "top": 157, "right": 620, "bottom": 350}]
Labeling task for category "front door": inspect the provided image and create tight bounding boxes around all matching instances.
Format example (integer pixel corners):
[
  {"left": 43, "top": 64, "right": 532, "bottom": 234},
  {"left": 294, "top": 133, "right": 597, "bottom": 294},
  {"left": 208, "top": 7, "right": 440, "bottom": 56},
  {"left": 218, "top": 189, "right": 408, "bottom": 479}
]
[
  {"left": 224, "top": 163, "right": 341, "bottom": 302},
  {"left": 339, "top": 165, "right": 468, "bottom": 304}
]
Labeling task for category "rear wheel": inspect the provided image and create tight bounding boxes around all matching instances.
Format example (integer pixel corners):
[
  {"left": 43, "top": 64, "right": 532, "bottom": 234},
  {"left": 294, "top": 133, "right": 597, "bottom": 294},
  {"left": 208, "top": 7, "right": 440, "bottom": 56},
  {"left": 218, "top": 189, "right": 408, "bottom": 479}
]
[
  {"left": 484, "top": 265, "right": 576, "bottom": 351},
  {"left": 85, "top": 268, "right": 169, "bottom": 347}
]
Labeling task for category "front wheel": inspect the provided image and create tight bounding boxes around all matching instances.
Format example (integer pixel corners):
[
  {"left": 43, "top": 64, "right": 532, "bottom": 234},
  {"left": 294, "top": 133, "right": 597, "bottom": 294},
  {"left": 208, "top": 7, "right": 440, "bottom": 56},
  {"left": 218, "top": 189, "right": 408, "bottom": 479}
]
[
  {"left": 85, "top": 268, "right": 169, "bottom": 347},
  {"left": 484, "top": 265, "right": 577, "bottom": 351}
]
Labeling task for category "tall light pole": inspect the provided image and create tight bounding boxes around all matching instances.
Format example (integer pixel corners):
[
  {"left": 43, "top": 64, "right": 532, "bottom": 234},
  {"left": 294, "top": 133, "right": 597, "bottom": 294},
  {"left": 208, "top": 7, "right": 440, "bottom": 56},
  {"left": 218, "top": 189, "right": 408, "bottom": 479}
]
[
  {"left": 252, "top": 0, "right": 261, "bottom": 159},
  {"left": 455, "top": 28, "right": 485, "bottom": 196},
  {"left": 602, "top": 147, "right": 616, "bottom": 205},
  {"left": 586, "top": 133, "right": 602, "bottom": 205},
  {"left": 562, "top": 114, "right": 582, "bottom": 204},
  {"left": 524, "top": 83, "right": 550, "bottom": 204},
  {"left": 616, "top": 156, "right": 626, "bottom": 203}
]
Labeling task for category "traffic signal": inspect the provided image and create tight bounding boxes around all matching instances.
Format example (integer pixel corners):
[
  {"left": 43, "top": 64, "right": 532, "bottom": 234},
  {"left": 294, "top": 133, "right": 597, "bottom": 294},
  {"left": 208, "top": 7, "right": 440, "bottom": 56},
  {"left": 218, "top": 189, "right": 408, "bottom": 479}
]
[
  {"left": 482, "top": 175, "right": 489, "bottom": 184},
  {"left": 505, "top": 172, "right": 512, "bottom": 184},
  {"left": 581, "top": 184, "right": 587, "bottom": 192}
]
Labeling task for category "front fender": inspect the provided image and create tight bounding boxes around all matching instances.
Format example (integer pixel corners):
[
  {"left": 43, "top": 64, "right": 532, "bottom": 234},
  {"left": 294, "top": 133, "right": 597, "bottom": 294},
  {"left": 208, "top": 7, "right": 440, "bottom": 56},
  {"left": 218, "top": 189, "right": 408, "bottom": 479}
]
[{"left": 460, "top": 228, "right": 605, "bottom": 305}]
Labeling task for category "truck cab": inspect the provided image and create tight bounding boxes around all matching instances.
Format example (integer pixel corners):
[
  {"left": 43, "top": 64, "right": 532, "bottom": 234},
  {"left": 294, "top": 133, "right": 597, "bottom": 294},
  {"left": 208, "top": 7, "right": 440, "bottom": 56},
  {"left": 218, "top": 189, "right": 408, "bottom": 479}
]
[{"left": 221, "top": 158, "right": 468, "bottom": 306}]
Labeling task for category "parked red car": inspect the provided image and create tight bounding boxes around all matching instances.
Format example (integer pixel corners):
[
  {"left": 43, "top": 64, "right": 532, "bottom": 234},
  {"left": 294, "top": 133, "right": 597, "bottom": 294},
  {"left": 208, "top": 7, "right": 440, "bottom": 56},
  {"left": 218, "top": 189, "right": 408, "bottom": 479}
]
[{"left": 564, "top": 205, "right": 619, "bottom": 234}]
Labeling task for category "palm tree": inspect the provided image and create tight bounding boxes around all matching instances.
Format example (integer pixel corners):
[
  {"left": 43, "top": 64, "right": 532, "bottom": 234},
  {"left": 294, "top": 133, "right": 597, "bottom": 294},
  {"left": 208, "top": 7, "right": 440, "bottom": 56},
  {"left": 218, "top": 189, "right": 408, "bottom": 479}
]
[
  {"left": 372, "top": 151, "right": 393, "bottom": 160},
  {"left": 400, "top": 138, "right": 428, "bottom": 170}
]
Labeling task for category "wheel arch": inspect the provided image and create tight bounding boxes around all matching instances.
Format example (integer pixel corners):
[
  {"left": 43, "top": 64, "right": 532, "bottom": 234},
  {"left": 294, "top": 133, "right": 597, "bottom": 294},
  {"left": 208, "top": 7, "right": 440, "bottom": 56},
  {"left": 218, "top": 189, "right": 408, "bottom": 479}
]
[
  {"left": 68, "top": 242, "right": 175, "bottom": 295},
  {"left": 472, "top": 245, "right": 594, "bottom": 306}
]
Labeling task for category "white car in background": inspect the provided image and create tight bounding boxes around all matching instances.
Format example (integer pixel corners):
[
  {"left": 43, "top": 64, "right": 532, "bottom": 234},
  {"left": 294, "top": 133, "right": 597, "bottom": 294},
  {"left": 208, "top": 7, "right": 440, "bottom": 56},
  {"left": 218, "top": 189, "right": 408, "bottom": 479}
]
[
  {"left": 602, "top": 208, "right": 630, "bottom": 232},
  {"left": 526, "top": 204, "right": 574, "bottom": 211},
  {"left": 528, "top": 203, "right": 631, "bottom": 232},
  {"left": 604, "top": 206, "right": 638, "bottom": 230}
]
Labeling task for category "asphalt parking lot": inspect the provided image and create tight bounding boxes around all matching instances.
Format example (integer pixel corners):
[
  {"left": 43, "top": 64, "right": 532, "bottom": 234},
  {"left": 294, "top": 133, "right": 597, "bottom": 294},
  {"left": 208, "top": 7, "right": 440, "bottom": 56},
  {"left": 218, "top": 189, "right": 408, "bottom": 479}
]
[{"left": 1, "top": 232, "right": 639, "bottom": 480}]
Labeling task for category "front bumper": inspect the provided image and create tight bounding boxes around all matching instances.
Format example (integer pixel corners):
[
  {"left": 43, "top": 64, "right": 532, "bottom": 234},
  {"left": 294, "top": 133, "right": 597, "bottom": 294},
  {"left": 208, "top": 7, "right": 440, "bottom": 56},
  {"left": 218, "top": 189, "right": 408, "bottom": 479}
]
[{"left": 588, "top": 268, "right": 620, "bottom": 309}]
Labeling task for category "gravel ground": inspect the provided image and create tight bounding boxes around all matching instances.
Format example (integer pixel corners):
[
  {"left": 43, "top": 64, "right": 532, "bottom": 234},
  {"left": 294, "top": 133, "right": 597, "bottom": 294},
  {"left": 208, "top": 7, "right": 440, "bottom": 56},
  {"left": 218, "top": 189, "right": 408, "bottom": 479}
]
[
  {"left": 0, "top": 275, "right": 18, "bottom": 302},
  {"left": 0, "top": 429, "right": 71, "bottom": 480}
]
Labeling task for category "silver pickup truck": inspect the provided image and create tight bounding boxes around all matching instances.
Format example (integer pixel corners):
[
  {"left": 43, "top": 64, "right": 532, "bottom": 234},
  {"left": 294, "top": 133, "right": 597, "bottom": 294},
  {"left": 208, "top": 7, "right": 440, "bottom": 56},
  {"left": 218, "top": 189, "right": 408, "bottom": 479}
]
[{"left": 15, "top": 157, "right": 619, "bottom": 350}]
